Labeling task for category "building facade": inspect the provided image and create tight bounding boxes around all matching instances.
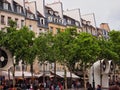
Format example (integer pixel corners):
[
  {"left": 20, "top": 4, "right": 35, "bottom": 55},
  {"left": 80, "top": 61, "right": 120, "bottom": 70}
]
[{"left": 0, "top": 0, "right": 110, "bottom": 76}]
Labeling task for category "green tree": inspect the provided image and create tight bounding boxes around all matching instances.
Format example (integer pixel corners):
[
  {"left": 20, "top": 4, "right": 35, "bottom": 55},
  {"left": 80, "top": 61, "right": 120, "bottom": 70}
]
[
  {"left": 75, "top": 32, "right": 100, "bottom": 89},
  {"left": 54, "top": 27, "right": 79, "bottom": 90},
  {"left": 109, "top": 30, "right": 120, "bottom": 63},
  {"left": 0, "top": 20, "right": 36, "bottom": 88},
  {"left": 109, "top": 30, "right": 120, "bottom": 80},
  {"left": 35, "top": 33, "right": 51, "bottom": 84},
  {"left": 96, "top": 34, "right": 119, "bottom": 87}
]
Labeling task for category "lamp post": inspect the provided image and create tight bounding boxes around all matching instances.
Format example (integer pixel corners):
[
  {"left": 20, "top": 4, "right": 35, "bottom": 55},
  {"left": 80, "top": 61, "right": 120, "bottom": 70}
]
[
  {"left": 13, "top": 56, "right": 16, "bottom": 88},
  {"left": 92, "top": 64, "right": 95, "bottom": 90},
  {"left": 43, "top": 61, "right": 47, "bottom": 88},
  {"left": 22, "top": 60, "right": 24, "bottom": 80},
  {"left": 8, "top": 68, "right": 10, "bottom": 86},
  {"left": 0, "top": 56, "right": 3, "bottom": 85}
]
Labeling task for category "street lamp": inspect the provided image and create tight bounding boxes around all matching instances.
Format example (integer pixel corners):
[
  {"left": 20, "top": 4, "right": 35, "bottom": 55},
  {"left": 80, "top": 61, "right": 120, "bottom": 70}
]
[
  {"left": 22, "top": 60, "right": 24, "bottom": 80},
  {"left": 13, "top": 56, "right": 16, "bottom": 88},
  {"left": 92, "top": 64, "right": 95, "bottom": 90},
  {"left": 43, "top": 61, "right": 47, "bottom": 87}
]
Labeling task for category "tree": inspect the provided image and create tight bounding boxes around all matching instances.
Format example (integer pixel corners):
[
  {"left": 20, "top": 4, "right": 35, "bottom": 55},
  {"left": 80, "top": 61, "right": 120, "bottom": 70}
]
[
  {"left": 109, "top": 30, "right": 120, "bottom": 63},
  {"left": 35, "top": 33, "right": 51, "bottom": 84},
  {"left": 109, "top": 30, "right": 120, "bottom": 81},
  {"left": 0, "top": 20, "right": 36, "bottom": 88},
  {"left": 97, "top": 35, "right": 119, "bottom": 87},
  {"left": 75, "top": 32, "right": 100, "bottom": 89},
  {"left": 54, "top": 27, "right": 79, "bottom": 90}
]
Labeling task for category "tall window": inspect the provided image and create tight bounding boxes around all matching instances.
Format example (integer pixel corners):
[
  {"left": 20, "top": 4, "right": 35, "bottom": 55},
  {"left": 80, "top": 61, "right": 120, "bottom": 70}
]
[
  {"left": 49, "top": 27, "right": 53, "bottom": 32},
  {"left": 3, "top": 3, "right": 8, "bottom": 10},
  {"left": 41, "top": 19, "right": 44, "bottom": 25},
  {"left": 0, "top": 1, "right": 3, "bottom": 9},
  {"left": 1, "top": 15, "right": 5, "bottom": 25},
  {"left": 21, "top": 20, "right": 24, "bottom": 27},
  {"left": 7, "top": 17, "right": 11, "bottom": 25},
  {"left": 15, "top": 18, "right": 19, "bottom": 28},
  {"left": 29, "top": 25, "right": 33, "bottom": 30}
]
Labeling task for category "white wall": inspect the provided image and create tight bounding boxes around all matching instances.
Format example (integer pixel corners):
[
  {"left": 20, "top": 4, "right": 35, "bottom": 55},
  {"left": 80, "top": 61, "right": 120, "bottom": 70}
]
[
  {"left": 46, "top": 2, "right": 63, "bottom": 18},
  {"left": 63, "top": 8, "right": 82, "bottom": 26}
]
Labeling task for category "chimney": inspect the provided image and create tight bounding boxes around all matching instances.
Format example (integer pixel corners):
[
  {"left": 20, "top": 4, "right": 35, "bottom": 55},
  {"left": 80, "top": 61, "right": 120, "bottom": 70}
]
[{"left": 100, "top": 23, "right": 110, "bottom": 32}]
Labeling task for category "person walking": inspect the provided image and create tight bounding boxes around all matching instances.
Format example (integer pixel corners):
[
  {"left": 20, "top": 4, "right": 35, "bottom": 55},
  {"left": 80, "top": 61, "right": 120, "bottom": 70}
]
[
  {"left": 96, "top": 85, "right": 101, "bottom": 90},
  {"left": 109, "top": 85, "right": 120, "bottom": 90},
  {"left": 87, "top": 84, "right": 93, "bottom": 90}
]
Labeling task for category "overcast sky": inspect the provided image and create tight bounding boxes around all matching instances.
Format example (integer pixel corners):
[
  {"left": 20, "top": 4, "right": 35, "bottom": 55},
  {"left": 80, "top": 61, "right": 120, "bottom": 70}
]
[{"left": 45, "top": 0, "right": 120, "bottom": 30}]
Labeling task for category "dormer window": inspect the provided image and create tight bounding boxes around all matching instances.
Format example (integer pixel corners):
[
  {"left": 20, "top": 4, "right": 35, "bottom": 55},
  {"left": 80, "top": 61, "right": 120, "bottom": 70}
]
[
  {"left": 48, "top": 16, "right": 53, "bottom": 22},
  {"left": 27, "top": 13, "right": 34, "bottom": 19},
  {"left": 13, "top": 1, "right": 23, "bottom": 14},
  {"left": 0, "top": 1, "right": 3, "bottom": 9},
  {"left": 54, "top": 18, "right": 58, "bottom": 23},
  {"left": 67, "top": 19, "right": 71, "bottom": 24},
  {"left": 59, "top": 19, "right": 62, "bottom": 23},
  {"left": 83, "top": 20, "right": 87, "bottom": 24},
  {"left": 87, "top": 21, "right": 91, "bottom": 25},
  {"left": 3, "top": 3, "right": 8, "bottom": 10},
  {"left": 49, "top": 10, "right": 53, "bottom": 15},
  {"left": 54, "top": 12, "right": 59, "bottom": 17},
  {"left": 41, "top": 19, "right": 44, "bottom": 25},
  {"left": 75, "top": 22, "right": 80, "bottom": 26}
]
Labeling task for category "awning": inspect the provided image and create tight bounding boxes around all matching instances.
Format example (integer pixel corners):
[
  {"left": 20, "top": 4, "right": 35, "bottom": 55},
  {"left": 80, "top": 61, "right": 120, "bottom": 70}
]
[
  {"left": 0, "top": 71, "right": 13, "bottom": 79},
  {"left": 34, "top": 72, "right": 52, "bottom": 77},
  {"left": 0, "top": 71, "right": 34, "bottom": 79},
  {"left": 14, "top": 71, "right": 33, "bottom": 78},
  {"left": 51, "top": 71, "right": 80, "bottom": 78}
]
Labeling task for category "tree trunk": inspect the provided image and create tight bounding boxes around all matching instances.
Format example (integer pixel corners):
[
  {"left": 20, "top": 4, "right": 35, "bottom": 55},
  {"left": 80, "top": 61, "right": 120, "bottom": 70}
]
[
  {"left": 83, "top": 65, "right": 87, "bottom": 90},
  {"left": 43, "top": 63, "right": 45, "bottom": 85},
  {"left": 13, "top": 64, "right": 15, "bottom": 88},
  {"left": 70, "top": 69, "right": 72, "bottom": 89},
  {"left": 8, "top": 69, "right": 10, "bottom": 87},
  {"left": 64, "top": 65, "right": 68, "bottom": 90},
  {"left": 54, "top": 61, "right": 57, "bottom": 83},
  {"left": 100, "top": 60, "right": 102, "bottom": 86},
  {"left": 30, "top": 63, "right": 34, "bottom": 86}
]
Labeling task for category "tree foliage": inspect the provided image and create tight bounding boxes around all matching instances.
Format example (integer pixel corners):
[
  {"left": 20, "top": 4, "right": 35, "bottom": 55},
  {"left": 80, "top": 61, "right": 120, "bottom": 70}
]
[{"left": 109, "top": 30, "right": 120, "bottom": 63}]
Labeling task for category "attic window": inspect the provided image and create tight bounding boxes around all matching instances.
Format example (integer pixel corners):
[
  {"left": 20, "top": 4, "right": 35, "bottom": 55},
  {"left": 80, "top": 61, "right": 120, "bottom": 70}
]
[
  {"left": 49, "top": 10, "right": 53, "bottom": 15},
  {"left": 54, "top": 12, "right": 59, "bottom": 16}
]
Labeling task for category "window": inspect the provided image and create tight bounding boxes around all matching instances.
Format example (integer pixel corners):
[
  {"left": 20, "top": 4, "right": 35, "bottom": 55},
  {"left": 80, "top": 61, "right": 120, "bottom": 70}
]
[
  {"left": 49, "top": 27, "right": 53, "bottom": 32},
  {"left": 29, "top": 25, "right": 33, "bottom": 30},
  {"left": 7, "top": 17, "right": 11, "bottom": 25},
  {"left": 16, "top": 65, "right": 20, "bottom": 71},
  {"left": 48, "top": 16, "right": 53, "bottom": 22},
  {"left": 38, "top": 29, "right": 42, "bottom": 34},
  {"left": 41, "top": 19, "right": 44, "bottom": 25},
  {"left": 67, "top": 19, "right": 71, "bottom": 25},
  {"left": 21, "top": 20, "right": 24, "bottom": 27},
  {"left": 1, "top": 15, "right": 5, "bottom": 25},
  {"left": 17, "top": 6, "right": 21, "bottom": 13},
  {"left": 15, "top": 18, "right": 19, "bottom": 28},
  {"left": 3, "top": 3, "right": 8, "bottom": 10},
  {"left": 49, "top": 10, "right": 53, "bottom": 15},
  {"left": 54, "top": 12, "right": 59, "bottom": 17},
  {"left": 54, "top": 18, "right": 58, "bottom": 23},
  {"left": 0, "top": 1, "right": 3, "bottom": 9}
]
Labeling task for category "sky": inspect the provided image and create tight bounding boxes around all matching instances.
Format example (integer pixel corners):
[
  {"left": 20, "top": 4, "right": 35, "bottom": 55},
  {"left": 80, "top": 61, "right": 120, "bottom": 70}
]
[{"left": 45, "top": 0, "right": 120, "bottom": 30}]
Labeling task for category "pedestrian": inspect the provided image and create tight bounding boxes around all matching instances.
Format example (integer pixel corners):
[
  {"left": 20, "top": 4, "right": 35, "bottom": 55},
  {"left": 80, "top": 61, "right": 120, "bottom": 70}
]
[
  {"left": 87, "top": 84, "right": 93, "bottom": 90},
  {"left": 109, "top": 85, "right": 120, "bottom": 90},
  {"left": 96, "top": 85, "right": 101, "bottom": 90}
]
